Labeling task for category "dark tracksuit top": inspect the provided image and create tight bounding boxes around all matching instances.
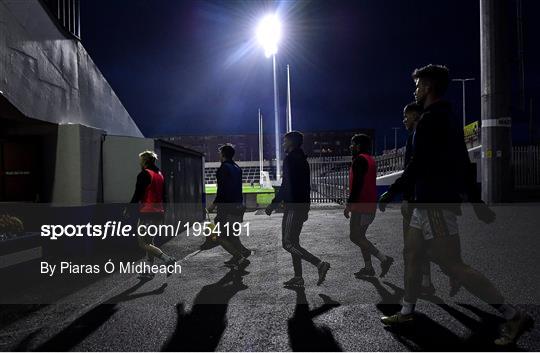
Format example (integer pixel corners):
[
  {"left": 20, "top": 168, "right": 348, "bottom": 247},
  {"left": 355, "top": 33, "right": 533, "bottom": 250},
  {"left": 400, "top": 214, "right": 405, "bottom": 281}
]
[
  {"left": 402, "top": 132, "right": 415, "bottom": 202},
  {"left": 214, "top": 160, "right": 243, "bottom": 205},
  {"left": 388, "top": 100, "right": 481, "bottom": 209},
  {"left": 271, "top": 147, "right": 310, "bottom": 208}
]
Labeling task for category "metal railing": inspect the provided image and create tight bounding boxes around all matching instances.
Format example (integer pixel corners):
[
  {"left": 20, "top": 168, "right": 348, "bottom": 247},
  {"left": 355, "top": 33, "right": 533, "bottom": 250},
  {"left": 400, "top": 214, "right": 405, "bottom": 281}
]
[{"left": 513, "top": 145, "right": 540, "bottom": 188}]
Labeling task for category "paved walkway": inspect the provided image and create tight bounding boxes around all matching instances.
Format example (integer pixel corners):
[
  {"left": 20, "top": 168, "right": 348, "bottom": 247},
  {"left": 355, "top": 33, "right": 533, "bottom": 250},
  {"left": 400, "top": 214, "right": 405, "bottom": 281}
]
[{"left": 1, "top": 206, "right": 539, "bottom": 351}]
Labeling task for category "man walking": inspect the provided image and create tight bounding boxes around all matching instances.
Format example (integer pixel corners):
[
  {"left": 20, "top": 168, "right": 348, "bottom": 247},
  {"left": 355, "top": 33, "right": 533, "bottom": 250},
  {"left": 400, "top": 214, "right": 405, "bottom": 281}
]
[
  {"left": 344, "top": 134, "right": 393, "bottom": 278},
  {"left": 265, "top": 131, "right": 330, "bottom": 287},
  {"left": 378, "top": 64, "right": 533, "bottom": 346},
  {"left": 208, "top": 144, "right": 251, "bottom": 270},
  {"left": 401, "top": 102, "right": 436, "bottom": 295}
]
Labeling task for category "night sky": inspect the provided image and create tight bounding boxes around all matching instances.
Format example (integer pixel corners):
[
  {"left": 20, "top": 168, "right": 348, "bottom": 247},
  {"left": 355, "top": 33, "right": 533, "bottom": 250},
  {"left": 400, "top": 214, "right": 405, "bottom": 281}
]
[{"left": 80, "top": 0, "right": 540, "bottom": 152}]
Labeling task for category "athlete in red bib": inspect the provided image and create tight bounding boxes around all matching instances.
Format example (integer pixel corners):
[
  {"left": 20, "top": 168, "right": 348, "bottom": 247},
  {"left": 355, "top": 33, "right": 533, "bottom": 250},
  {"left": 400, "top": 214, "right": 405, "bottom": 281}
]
[
  {"left": 130, "top": 150, "right": 176, "bottom": 279},
  {"left": 344, "top": 134, "right": 393, "bottom": 278}
]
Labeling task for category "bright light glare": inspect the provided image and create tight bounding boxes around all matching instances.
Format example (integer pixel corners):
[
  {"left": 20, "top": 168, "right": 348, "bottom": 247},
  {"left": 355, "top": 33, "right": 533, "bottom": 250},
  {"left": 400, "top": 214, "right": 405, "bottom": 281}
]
[{"left": 256, "top": 14, "right": 282, "bottom": 57}]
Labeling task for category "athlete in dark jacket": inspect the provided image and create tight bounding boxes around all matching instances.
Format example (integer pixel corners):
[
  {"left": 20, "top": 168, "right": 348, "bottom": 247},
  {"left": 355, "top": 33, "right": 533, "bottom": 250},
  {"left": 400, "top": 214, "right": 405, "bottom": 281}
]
[
  {"left": 265, "top": 131, "right": 330, "bottom": 287},
  {"left": 208, "top": 144, "right": 251, "bottom": 269},
  {"left": 378, "top": 65, "right": 532, "bottom": 347}
]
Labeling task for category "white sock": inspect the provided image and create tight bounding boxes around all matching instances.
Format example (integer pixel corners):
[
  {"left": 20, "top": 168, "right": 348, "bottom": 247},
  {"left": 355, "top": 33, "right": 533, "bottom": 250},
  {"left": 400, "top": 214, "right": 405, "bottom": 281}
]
[
  {"left": 375, "top": 252, "right": 387, "bottom": 262},
  {"left": 400, "top": 301, "right": 416, "bottom": 315},
  {"left": 422, "top": 275, "right": 431, "bottom": 287},
  {"left": 497, "top": 304, "right": 518, "bottom": 320}
]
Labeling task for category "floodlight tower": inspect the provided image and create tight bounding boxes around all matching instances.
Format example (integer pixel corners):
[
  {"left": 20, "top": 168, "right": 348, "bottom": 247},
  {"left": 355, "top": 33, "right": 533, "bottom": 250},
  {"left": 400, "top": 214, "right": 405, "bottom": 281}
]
[{"left": 257, "top": 14, "right": 282, "bottom": 181}]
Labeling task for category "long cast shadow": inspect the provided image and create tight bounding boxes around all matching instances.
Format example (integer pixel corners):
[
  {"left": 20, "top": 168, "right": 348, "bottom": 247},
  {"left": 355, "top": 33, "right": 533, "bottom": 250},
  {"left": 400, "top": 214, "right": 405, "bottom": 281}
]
[
  {"left": 33, "top": 279, "right": 167, "bottom": 351},
  {"left": 363, "top": 279, "right": 517, "bottom": 351},
  {"left": 162, "top": 269, "right": 248, "bottom": 352},
  {"left": 286, "top": 286, "right": 343, "bottom": 351}
]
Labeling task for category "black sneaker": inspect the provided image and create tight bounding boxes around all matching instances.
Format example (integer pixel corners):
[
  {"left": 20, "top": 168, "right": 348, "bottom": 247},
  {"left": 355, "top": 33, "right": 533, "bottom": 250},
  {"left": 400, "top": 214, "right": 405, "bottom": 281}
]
[
  {"left": 379, "top": 256, "right": 394, "bottom": 278},
  {"left": 138, "top": 273, "right": 155, "bottom": 280},
  {"left": 283, "top": 276, "right": 305, "bottom": 287},
  {"left": 354, "top": 267, "right": 375, "bottom": 277},
  {"left": 317, "top": 261, "right": 331, "bottom": 286},
  {"left": 233, "top": 257, "right": 250, "bottom": 270},
  {"left": 224, "top": 256, "right": 240, "bottom": 265}
]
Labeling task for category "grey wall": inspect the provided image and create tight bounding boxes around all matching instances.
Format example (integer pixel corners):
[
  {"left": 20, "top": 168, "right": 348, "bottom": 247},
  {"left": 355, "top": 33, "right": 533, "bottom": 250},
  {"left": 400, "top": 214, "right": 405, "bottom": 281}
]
[
  {"left": 102, "top": 135, "right": 154, "bottom": 203},
  {"left": 52, "top": 124, "right": 104, "bottom": 204},
  {"left": 0, "top": 0, "right": 143, "bottom": 137}
]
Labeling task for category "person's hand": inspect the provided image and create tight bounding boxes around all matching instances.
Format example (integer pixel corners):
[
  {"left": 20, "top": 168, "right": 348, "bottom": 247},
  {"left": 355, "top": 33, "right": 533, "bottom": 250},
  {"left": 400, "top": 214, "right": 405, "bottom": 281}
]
[
  {"left": 472, "top": 202, "right": 496, "bottom": 224},
  {"left": 343, "top": 205, "right": 351, "bottom": 219},
  {"left": 265, "top": 204, "right": 274, "bottom": 216},
  {"left": 378, "top": 191, "right": 393, "bottom": 212}
]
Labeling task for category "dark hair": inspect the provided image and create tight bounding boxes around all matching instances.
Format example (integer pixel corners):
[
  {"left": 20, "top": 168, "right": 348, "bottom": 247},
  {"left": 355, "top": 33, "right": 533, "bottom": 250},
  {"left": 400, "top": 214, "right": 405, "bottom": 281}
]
[
  {"left": 412, "top": 64, "right": 450, "bottom": 96},
  {"left": 284, "top": 131, "right": 304, "bottom": 147},
  {"left": 219, "top": 144, "right": 235, "bottom": 159},
  {"left": 404, "top": 102, "right": 423, "bottom": 115},
  {"left": 351, "top": 133, "right": 371, "bottom": 152}
]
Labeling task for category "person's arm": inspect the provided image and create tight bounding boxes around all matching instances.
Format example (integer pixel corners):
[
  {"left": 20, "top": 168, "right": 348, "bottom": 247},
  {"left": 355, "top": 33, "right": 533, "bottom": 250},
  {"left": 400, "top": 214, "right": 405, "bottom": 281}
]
[
  {"left": 130, "top": 170, "right": 150, "bottom": 203},
  {"left": 271, "top": 158, "right": 288, "bottom": 205},
  {"left": 347, "top": 156, "right": 367, "bottom": 205},
  {"left": 213, "top": 166, "right": 226, "bottom": 204}
]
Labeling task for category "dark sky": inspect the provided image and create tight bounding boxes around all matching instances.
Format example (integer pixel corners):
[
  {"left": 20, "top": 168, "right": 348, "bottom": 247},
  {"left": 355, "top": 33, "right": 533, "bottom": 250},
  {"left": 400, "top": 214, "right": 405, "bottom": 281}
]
[{"left": 80, "top": 0, "right": 540, "bottom": 152}]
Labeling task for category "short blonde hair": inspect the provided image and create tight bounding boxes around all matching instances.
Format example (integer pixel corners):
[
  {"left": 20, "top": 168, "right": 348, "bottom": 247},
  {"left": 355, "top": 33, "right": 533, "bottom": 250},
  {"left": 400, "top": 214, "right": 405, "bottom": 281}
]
[{"left": 139, "top": 150, "right": 158, "bottom": 167}]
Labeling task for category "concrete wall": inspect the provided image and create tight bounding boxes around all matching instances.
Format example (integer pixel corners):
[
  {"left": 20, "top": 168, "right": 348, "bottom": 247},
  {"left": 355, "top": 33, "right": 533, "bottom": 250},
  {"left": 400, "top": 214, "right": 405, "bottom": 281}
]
[
  {"left": 102, "top": 135, "right": 154, "bottom": 203},
  {"left": 0, "top": 0, "right": 143, "bottom": 137},
  {"left": 52, "top": 124, "right": 104, "bottom": 204}
]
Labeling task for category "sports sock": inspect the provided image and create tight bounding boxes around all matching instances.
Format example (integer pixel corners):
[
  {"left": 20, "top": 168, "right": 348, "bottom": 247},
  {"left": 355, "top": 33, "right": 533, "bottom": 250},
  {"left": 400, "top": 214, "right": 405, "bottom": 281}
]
[{"left": 400, "top": 300, "right": 416, "bottom": 315}]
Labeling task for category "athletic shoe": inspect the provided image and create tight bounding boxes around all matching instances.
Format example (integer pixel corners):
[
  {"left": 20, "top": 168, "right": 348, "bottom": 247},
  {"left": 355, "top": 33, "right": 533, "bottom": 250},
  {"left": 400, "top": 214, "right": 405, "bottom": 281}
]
[
  {"left": 165, "top": 257, "right": 177, "bottom": 267},
  {"left": 381, "top": 312, "right": 414, "bottom": 326},
  {"left": 354, "top": 267, "right": 375, "bottom": 277},
  {"left": 379, "top": 256, "right": 394, "bottom": 278},
  {"left": 420, "top": 284, "right": 436, "bottom": 296},
  {"left": 317, "top": 261, "right": 331, "bottom": 286},
  {"left": 449, "top": 278, "right": 462, "bottom": 297},
  {"left": 283, "top": 276, "right": 305, "bottom": 287},
  {"left": 495, "top": 310, "right": 534, "bottom": 346},
  {"left": 137, "top": 273, "right": 155, "bottom": 280},
  {"left": 224, "top": 256, "right": 239, "bottom": 265},
  {"left": 233, "top": 257, "right": 250, "bottom": 270}
]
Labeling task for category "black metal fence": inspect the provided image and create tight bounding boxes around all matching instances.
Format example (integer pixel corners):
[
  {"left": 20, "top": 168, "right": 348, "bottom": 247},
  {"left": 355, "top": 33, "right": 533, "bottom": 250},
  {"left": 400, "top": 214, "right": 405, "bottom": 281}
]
[{"left": 308, "top": 153, "right": 405, "bottom": 203}]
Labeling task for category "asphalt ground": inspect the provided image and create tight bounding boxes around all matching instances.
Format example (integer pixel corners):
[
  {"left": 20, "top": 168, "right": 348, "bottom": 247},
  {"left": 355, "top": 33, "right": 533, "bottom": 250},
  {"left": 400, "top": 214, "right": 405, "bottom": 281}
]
[{"left": 1, "top": 205, "right": 540, "bottom": 351}]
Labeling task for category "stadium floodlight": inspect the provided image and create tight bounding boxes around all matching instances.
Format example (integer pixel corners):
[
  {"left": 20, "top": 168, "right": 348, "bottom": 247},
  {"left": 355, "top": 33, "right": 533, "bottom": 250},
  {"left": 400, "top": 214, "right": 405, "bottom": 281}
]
[
  {"left": 256, "top": 13, "right": 283, "bottom": 181},
  {"left": 256, "top": 14, "right": 282, "bottom": 58}
]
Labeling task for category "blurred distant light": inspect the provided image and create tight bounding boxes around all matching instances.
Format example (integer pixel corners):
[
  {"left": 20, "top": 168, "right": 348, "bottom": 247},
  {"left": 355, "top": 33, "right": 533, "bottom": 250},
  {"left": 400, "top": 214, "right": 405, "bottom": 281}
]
[{"left": 256, "top": 14, "right": 282, "bottom": 57}]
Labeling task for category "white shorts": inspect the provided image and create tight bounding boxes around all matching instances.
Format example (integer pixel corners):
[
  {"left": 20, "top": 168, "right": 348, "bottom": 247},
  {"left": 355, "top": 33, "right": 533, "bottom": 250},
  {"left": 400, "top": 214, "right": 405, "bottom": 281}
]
[{"left": 409, "top": 208, "right": 458, "bottom": 240}]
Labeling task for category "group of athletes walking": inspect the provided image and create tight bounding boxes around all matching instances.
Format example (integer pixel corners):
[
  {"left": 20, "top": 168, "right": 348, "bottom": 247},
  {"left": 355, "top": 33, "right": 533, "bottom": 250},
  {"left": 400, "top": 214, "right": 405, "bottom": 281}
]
[{"left": 128, "top": 64, "right": 533, "bottom": 347}]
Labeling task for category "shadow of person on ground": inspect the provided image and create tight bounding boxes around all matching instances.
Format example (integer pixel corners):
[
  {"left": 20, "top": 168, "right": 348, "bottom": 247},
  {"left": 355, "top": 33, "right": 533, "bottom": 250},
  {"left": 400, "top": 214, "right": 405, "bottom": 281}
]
[
  {"left": 286, "top": 286, "right": 343, "bottom": 351},
  {"left": 162, "top": 268, "right": 248, "bottom": 352},
  {"left": 32, "top": 278, "right": 167, "bottom": 351},
  {"left": 364, "top": 280, "right": 517, "bottom": 351},
  {"left": 355, "top": 275, "right": 403, "bottom": 316}
]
